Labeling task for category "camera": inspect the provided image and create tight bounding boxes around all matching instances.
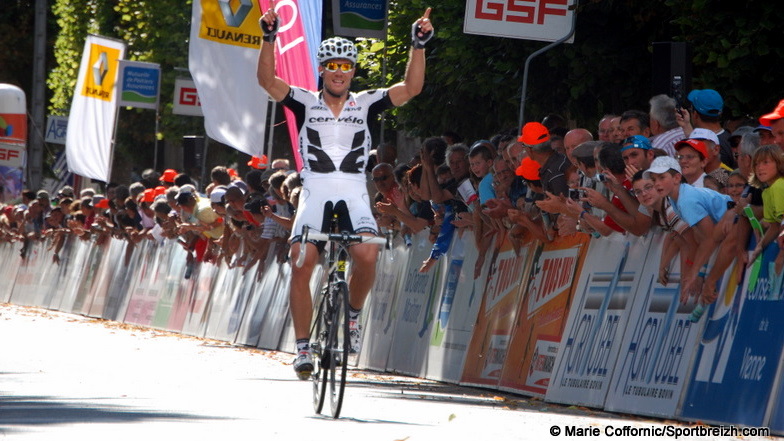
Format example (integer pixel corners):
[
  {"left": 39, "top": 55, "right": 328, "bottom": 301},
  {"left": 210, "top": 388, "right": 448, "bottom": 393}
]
[
  {"left": 595, "top": 173, "right": 607, "bottom": 183},
  {"left": 671, "top": 75, "right": 684, "bottom": 115},
  {"left": 568, "top": 188, "right": 584, "bottom": 201}
]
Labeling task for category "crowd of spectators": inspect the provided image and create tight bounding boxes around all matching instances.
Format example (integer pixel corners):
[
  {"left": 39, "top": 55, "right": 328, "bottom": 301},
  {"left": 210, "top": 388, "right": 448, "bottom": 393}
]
[
  {"left": 2, "top": 90, "right": 784, "bottom": 309},
  {"left": 0, "top": 155, "right": 299, "bottom": 278},
  {"left": 369, "top": 90, "right": 784, "bottom": 313}
]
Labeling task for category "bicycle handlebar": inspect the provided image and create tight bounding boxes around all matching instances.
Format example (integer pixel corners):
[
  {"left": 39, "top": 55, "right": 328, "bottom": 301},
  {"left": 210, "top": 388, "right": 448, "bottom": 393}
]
[{"left": 295, "top": 227, "right": 391, "bottom": 268}]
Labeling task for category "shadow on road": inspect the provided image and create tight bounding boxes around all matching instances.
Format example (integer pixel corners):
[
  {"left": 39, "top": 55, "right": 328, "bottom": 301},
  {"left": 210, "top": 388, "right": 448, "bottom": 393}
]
[{"left": 0, "top": 394, "right": 227, "bottom": 427}]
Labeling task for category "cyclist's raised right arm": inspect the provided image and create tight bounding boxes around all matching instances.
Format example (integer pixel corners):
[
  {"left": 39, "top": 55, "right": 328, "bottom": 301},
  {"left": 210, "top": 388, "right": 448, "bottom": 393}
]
[{"left": 257, "top": 3, "right": 290, "bottom": 102}]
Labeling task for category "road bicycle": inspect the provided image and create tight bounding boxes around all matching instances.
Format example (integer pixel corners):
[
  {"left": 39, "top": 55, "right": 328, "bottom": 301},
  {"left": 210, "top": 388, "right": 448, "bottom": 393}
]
[{"left": 296, "top": 221, "right": 388, "bottom": 418}]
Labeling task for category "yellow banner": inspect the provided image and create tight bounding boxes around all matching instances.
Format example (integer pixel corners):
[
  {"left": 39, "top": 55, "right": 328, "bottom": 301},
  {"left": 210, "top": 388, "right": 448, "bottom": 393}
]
[
  {"left": 80, "top": 43, "right": 122, "bottom": 102},
  {"left": 199, "top": 0, "right": 262, "bottom": 49}
]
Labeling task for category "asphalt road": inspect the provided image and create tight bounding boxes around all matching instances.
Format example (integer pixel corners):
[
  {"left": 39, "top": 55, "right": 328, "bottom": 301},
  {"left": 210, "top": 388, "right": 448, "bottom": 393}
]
[{"left": 0, "top": 304, "right": 775, "bottom": 441}]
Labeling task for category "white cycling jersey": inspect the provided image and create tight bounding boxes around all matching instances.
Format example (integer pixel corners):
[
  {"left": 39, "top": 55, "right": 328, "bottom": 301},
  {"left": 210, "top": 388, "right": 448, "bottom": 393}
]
[
  {"left": 282, "top": 87, "right": 393, "bottom": 182},
  {"left": 281, "top": 87, "right": 393, "bottom": 239}
]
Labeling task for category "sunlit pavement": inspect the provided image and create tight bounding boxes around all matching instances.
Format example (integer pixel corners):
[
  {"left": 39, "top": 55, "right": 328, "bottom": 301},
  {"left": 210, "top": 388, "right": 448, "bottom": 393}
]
[{"left": 0, "top": 304, "right": 774, "bottom": 441}]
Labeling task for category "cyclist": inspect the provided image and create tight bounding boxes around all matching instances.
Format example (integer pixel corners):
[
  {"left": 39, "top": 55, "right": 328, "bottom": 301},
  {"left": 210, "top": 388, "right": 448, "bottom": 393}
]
[{"left": 257, "top": 2, "right": 434, "bottom": 379}]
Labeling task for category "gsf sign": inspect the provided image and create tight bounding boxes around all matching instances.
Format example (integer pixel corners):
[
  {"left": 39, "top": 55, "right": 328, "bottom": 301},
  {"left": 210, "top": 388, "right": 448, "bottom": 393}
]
[
  {"left": 0, "top": 143, "right": 25, "bottom": 167},
  {"left": 464, "top": 0, "right": 574, "bottom": 43}
]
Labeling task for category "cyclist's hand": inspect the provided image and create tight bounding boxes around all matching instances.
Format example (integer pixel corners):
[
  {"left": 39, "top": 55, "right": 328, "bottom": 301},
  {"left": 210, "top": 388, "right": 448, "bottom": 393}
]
[
  {"left": 411, "top": 8, "right": 433, "bottom": 49},
  {"left": 259, "top": 1, "right": 279, "bottom": 42}
]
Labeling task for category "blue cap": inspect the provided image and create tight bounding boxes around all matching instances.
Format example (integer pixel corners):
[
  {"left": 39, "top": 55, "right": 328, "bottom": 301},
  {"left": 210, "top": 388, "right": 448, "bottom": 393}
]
[
  {"left": 621, "top": 135, "right": 652, "bottom": 152},
  {"left": 687, "top": 89, "right": 723, "bottom": 117},
  {"left": 754, "top": 124, "right": 772, "bottom": 133}
]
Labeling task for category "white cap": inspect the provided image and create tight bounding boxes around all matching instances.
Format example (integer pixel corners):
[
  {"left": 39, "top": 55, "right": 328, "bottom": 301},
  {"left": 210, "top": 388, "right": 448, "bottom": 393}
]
[
  {"left": 643, "top": 156, "right": 682, "bottom": 180},
  {"left": 689, "top": 128, "right": 720, "bottom": 145},
  {"left": 210, "top": 187, "right": 227, "bottom": 204}
]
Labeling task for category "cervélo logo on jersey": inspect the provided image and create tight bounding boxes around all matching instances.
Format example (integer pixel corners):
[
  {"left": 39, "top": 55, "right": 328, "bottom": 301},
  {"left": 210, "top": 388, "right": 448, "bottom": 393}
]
[{"left": 308, "top": 115, "right": 365, "bottom": 125}]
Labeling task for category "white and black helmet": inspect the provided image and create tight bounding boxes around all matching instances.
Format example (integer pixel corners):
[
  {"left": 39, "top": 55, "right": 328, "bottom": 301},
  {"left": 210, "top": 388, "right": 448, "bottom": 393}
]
[{"left": 316, "top": 37, "right": 357, "bottom": 64}]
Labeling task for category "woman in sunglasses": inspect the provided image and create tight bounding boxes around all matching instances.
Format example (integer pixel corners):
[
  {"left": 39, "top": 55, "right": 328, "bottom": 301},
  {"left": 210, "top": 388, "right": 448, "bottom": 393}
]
[{"left": 257, "top": 2, "right": 434, "bottom": 379}]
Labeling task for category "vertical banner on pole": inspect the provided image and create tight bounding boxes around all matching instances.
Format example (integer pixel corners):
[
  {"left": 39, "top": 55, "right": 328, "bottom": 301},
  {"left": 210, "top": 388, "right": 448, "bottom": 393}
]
[
  {"left": 189, "top": 0, "right": 268, "bottom": 156},
  {"left": 258, "top": 0, "right": 322, "bottom": 170},
  {"left": 65, "top": 35, "right": 126, "bottom": 183}
]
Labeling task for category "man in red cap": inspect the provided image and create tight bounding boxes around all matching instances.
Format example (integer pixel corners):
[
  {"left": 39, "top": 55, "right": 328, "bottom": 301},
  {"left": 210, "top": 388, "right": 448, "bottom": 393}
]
[
  {"left": 519, "top": 122, "right": 569, "bottom": 198},
  {"left": 247, "top": 155, "right": 269, "bottom": 170},
  {"left": 760, "top": 99, "right": 784, "bottom": 149},
  {"left": 160, "top": 169, "right": 178, "bottom": 188}
]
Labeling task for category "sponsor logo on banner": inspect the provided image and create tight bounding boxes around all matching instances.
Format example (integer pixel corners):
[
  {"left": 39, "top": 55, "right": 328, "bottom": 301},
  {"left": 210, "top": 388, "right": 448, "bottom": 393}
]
[
  {"left": 200, "top": 0, "right": 261, "bottom": 48},
  {"left": 45, "top": 115, "right": 68, "bottom": 144},
  {"left": 613, "top": 279, "right": 694, "bottom": 403},
  {"left": 485, "top": 249, "right": 529, "bottom": 311},
  {"left": 527, "top": 247, "right": 580, "bottom": 315},
  {"left": 118, "top": 61, "right": 160, "bottom": 109},
  {"left": 0, "top": 141, "right": 25, "bottom": 167},
  {"left": 332, "top": 0, "right": 387, "bottom": 39},
  {"left": 464, "top": 0, "right": 575, "bottom": 43},
  {"left": 173, "top": 79, "right": 203, "bottom": 116},
  {"left": 81, "top": 44, "right": 122, "bottom": 101},
  {"left": 480, "top": 334, "right": 510, "bottom": 379},
  {"left": 526, "top": 336, "right": 559, "bottom": 389}
]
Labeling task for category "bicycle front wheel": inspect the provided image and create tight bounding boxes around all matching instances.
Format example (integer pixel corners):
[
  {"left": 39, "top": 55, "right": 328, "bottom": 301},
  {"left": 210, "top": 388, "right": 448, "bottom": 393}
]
[
  {"left": 311, "top": 288, "right": 328, "bottom": 414},
  {"left": 327, "top": 280, "right": 350, "bottom": 418}
]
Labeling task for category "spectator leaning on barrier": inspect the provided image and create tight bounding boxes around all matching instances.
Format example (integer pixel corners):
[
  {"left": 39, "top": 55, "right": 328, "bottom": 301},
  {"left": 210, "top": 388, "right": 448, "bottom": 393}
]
[
  {"left": 644, "top": 155, "right": 735, "bottom": 306},
  {"left": 690, "top": 127, "right": 732, "bottom": 190}
]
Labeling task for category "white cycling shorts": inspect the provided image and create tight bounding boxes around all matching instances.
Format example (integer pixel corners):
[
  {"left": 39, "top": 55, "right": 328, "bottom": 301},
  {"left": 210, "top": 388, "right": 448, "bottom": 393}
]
[{"left": 290, "top": 174, "right": 378, "bottom": 242}]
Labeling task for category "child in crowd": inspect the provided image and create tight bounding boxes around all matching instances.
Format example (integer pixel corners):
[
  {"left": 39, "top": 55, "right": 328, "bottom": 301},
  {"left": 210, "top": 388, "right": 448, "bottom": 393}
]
[
  {"left": 748, "top": 144, "right": 784, "bottom": 281},
  {"left": 643, "top": 156, "right": 735, "bottom": 305}
]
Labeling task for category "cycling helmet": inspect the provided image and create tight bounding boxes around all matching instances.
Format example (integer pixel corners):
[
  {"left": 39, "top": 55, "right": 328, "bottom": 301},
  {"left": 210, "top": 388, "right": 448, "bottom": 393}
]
[{"left": 317, "top": 37, "right": 357, "bottom": 64}]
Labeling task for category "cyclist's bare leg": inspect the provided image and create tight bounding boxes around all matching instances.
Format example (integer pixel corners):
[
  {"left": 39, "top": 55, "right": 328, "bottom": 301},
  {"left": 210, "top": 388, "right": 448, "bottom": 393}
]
[
  {"left": 289, "top": 241, "right": 320, "bottom": 340},
  {"left": 347, "top": 236, "right": 380, "bottom": 310}
]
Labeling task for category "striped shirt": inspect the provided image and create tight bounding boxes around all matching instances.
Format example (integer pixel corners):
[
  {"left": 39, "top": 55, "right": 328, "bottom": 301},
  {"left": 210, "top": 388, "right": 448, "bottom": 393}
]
[{"left": 651, "top": 127, "right": 685, "bottom": 157}]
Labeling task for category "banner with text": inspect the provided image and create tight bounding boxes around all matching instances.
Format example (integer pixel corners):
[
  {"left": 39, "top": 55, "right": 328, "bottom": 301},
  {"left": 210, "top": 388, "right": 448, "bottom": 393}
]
[
  {"left": 189, "top": 0, "right": 268, "bottom": 156},
  {"left": 332, "top": 0, "right": 388, "bottom": 39},
  {"left": 463, "top": 0, "right": 575, "bottom": 43},
  {"left": 65, "top": 35, "right": 126, "bottom": 182},
  {"left": 117, "top": 60, "right": 161, "bottom": 109}
]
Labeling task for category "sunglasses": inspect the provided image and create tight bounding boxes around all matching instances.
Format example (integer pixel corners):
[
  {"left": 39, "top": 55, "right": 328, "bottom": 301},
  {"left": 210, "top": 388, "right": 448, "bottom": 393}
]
[
  {"left": 322, "top": 62, "right": 354, "bottom": 73},
  {"left": 372, "top": 175, "right": 391, "bottom": 182}
]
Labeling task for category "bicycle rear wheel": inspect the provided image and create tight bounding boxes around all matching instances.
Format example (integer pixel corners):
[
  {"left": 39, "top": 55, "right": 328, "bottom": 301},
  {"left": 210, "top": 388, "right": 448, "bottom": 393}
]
[
  {"left": 310, "top": 289, "right": 328, "bottom": 414},
  {"left": 327, "top": 280, "right": 350, "bottom": 418}
]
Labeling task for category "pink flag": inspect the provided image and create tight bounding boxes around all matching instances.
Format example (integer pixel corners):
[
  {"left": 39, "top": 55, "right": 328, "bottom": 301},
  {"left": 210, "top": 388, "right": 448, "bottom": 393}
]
[{"left": 260, "top": 0, "right": 320, "bottom": 171}]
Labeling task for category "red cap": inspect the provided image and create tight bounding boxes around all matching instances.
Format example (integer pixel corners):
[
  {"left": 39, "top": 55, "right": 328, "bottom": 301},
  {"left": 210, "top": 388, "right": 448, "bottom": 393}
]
[
  {"left": 141, "top": 188, "right": 155, "bottom": 203},
  {"left": 227, "top": 168, "right": 238, "bottom": 178},
  {"left": 760, "top": 99, "right": 784, "bottom": 126},
  {"left": 161, "top": 169, "right": 178, "bottom": 183},
  {"left": 95, "top": 199, "right": 110, "bottom": 209},
  {"left": 247, "top": 155, "right": 269, "bottom": 170},
  {"left": 154, "top": 186, "right": 166, "bottom": 197},
  {"left": 518, "top": 122, "right": 551, "bottom": 145},
  {"left": 515, "top": 157, "right": 541, "bottom": 181},
  {"left": 675, "top": 139, "right": 708, "bottom": 160}
]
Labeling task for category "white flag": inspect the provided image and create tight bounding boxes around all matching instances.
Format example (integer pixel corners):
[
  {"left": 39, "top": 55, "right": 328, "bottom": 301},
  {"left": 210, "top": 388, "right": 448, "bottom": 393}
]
[
  {"left": 188, "top": 0, "right": 268, "bottom": 157},
  {"left": 66, "top": 35, "right": 126, "bottom": 183}
]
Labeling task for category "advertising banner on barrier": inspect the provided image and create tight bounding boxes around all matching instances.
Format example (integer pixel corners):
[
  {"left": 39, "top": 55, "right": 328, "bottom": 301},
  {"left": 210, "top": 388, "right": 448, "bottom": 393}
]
[
  {"left": 461, "top": 234, "right": 534, "bottom": 387},
  {"left": 546, "top": 233, "right": 652, "bottom": 407},
  {"left": 498, "top": 233, "right": 589, "bottom": 397},
  {"left": 604, "top": 234, "right": 706, "bottom": 418},
  {"left": 386, "top": 232, "right": 442, "bottom": 376},
  {"left": 361, "top": 240, "right": 407, "bottom": 371},
  {"left": 425, "top": 232, "right": 489, "bottom": 383},
  {"left": 680, "top": 240, "right": 784, "bottom": 427}
]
